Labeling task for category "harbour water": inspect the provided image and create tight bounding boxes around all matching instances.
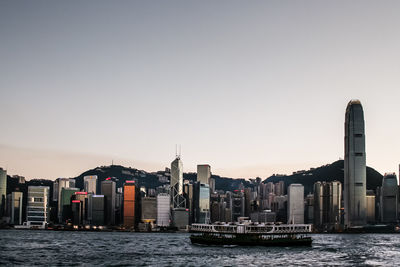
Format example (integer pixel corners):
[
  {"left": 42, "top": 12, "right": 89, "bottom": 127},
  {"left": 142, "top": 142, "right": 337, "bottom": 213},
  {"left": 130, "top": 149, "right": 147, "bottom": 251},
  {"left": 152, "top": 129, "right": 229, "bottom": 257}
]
[{"left": 1, "top": 230, "right": 400, "bottom": 266}]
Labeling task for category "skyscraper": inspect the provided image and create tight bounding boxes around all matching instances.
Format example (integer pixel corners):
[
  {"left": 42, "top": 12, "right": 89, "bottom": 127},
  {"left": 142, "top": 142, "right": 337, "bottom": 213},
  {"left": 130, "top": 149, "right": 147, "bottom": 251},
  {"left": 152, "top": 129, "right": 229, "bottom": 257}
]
[
  {"left": 0, "top": 168, "right": 6, "bottom": 218},
  {"left": 344, "top": 99, "right": 367, "bottom": 227},
  {"left": 59, "top": 187, "right": 79, "bottom": 223},
  {"left": 313, "top": 182, "right": 324, "bottom": 229},
  {"left": 123, "top": 181, "right": 136, "bottom": 228},
  {"left": 84, "top": 175, "right": 98, "bottom": 194},
  {"left": 287, "top": 184, "right": 304, "bottom": 224},
  {"left": 157, "top": 193, "right": 170, "bottom": 227},
  {"left": 7, "top": 192, "right": 23, "bottom": 225},
  {"left": 380, "top": 173, "right": 398, "bottom": 223},
  {"left": 171, "top": 156, "right": 185, "bottom": 208},
  {"left": 56, "top": 178, "right": 72, "bottom": 222},
  {"left": 101, "top": 180, "right": 116, "bottom": 225},
  {"left": 197, "top": 165, "right": 211, "bottom": 185}
]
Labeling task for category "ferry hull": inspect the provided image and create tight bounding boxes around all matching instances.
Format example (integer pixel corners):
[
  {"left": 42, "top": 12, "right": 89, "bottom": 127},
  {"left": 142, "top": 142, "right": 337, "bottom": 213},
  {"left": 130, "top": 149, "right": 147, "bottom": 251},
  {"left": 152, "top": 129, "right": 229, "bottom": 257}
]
[{"left": 190, "top": 235, "right": 312, "bottom": 247}]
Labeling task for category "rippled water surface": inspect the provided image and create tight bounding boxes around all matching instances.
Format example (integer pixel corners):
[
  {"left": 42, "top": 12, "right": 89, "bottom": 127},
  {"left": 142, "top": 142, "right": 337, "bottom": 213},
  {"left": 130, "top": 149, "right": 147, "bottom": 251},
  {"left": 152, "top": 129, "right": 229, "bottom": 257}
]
[{"left": 1, "top": 230, "right": 400, "bottom": 266}]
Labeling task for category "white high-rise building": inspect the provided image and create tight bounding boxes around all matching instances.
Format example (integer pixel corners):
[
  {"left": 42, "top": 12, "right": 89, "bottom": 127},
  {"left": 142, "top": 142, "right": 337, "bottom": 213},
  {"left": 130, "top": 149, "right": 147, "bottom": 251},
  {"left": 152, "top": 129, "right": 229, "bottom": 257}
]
[
  {"left": 344, "top": 100, "right": 367, "bottom": 227},
  {"left": 197, "top": 165, "right": 211, "bottom": 185},
  {"left": 26, "top": 186, "right": 50, "bottom": 229},
  {"left": 287, "top": 184, "right": 304, "bottom": 224},
  {"left": 84, "top": 175, "right": 98, "bottom": 194},
  {"left": 157, "top": 193, "right": 170, "bottom": 227}
]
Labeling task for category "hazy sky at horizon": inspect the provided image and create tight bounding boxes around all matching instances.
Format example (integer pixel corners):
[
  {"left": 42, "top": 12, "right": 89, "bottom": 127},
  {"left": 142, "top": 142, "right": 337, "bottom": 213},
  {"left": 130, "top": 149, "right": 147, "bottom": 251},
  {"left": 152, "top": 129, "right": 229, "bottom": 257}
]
[{"left": 1, "top": 0, "right": 400, "bottom": 180}]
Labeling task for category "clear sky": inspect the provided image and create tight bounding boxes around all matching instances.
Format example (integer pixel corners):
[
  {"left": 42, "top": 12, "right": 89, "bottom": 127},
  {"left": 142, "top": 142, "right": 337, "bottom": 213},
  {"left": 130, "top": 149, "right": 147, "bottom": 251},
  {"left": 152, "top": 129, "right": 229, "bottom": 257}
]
[{"left": 1, "top": 0, "right": 399, "bottom": 180}]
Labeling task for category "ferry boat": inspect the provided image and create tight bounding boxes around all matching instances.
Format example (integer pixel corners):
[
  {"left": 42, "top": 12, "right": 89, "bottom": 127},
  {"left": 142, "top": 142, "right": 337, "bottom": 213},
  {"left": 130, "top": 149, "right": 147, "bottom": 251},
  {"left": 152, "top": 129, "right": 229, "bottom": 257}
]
[{"left": 190, "top": 219, "right": 312, "bottom": 247}]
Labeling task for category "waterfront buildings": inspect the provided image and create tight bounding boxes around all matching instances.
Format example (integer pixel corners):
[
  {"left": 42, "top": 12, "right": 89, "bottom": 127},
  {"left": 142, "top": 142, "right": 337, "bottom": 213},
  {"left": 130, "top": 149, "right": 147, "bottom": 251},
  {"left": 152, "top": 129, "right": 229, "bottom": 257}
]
[
  {"left": 141, "top": 197, "right": 157, "bottom": 224},
  {"left": 26, "top": 186, "right": 50, "bottom": 229},
  {"left": 313, "top": 182, "right": 324, "bottom": 229},
  {"left": 344, "top": 99, "right": 367, "bottom": 227},
  {"left": 0, "top": 168, "right": 7, "bottom": 218},
  {"left": 287, "top": 184, "right": 304, "bottom": 224},
  {"left": 325, "top": 181, "right": 342, "bottom": 230},
  {"left": 101, "top": 180, "right": 116, "bottom": 225},
  {"left": 172, "top": 208, "right": 189, "bottom": 230},
  {"left": 313, "top": 181, "right": 342, "bottom": 230},
  {"left": 380, "top": 173, "right": 398, "bottom": 223},
  {"left": 157, "top": 193, "right": 170, "bottom": 227},
  {"left": 91, "top": 195, "right": 105, "bottom": 225},
  {"left": 59, "top": 187, "right": 79, "bottom": 223},
  {"left": 123, "top": 181, "right": 136, "bottom": 228},
  {"left": 71, "top": 192, "right": 88, "bottom": 225},
  {"left": 6, "top": 192, "right": 23, "bottom": 225},
  {"left": 84, "top": 175, "right": 97, "bottom": 194}
]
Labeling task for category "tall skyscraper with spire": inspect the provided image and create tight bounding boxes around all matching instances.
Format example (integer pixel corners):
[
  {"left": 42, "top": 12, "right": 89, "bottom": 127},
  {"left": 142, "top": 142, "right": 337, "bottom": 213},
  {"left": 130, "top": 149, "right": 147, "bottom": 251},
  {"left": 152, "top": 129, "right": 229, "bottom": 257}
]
[
  {"left": 344, "top": 99, "right": 367, "bottom": 227},
  {"left": 170, "top": 154, "right": 185, "bottom": 208}
]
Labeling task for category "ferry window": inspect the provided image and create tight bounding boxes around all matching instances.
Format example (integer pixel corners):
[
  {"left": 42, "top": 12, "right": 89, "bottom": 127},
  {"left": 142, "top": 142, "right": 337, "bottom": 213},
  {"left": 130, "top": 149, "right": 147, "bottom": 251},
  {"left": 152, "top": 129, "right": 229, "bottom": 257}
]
[
  {"left": 355, "top": 152, "right": 363, "bottom": 156},
  {"left": 354, "top": 134, "right": 363, "bottom": 137}
]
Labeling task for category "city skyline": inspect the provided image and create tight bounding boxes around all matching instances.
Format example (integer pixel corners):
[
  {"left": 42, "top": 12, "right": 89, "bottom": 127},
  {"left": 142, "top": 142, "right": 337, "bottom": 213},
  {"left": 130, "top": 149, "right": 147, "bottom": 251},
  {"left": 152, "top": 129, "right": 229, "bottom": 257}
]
[{"left": 1, "top": 1, "right": 400, "bottom": 180}]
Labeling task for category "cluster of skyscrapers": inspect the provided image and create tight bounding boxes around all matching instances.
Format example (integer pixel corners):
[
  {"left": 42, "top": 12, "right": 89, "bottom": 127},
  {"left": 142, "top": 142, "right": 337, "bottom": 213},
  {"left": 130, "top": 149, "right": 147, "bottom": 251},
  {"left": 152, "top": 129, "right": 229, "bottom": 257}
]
[{"left": 1, "top": 99, "right": 399, "bottom": 231}]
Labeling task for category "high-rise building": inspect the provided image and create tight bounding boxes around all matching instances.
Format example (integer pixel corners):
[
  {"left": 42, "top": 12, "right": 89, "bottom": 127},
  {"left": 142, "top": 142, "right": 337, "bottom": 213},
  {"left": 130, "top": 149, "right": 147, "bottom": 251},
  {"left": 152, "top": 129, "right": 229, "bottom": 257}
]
[
  {"left": 171, "top": 156, "right": 185, "bottom": 208},
  {"left": 344, "top": 99, "right": 367, "bottom": 227},
  {"left": 287, "top": 184, "right": 304, "bottom": 224},
  {"left": 84, "top": 175, "right": 97, "bottom": 194},
  {"left": 59, "top": 187, "right": 79, "bottom": 223},
  {"left": 71, "top": 192, "right": 88, "bottom": 225},
  {"left": 313, "top": 182, "right": 324, "bottom": 229},
  {"left": 26, "top": 186, "right": 50, "bottom": 229},
  {"left": 232, "top": 191, "right": 245, "bottom": 222},
  {"left": 123, "top": 181, "right": 136, "bottom": 228},
  {"left": 6, "top": 192, "right": 23, "bottom": 225},
  {"left": 172, "top": 208, "right": 189, "bottom": 230},
  {"left": 194, "top": 183, "right": 210, "bottom": 223},
  {"left": 0, "top": 168, "right": 7, "bottom": 218},
  {"left": 157, "top": 193, "right": 170, "bottom": 227},
  {"left": 326, "top": 181, "right": 342, "bottom": 229},
  {"left": 197, "top": 165, "right": 211, "bottom": 185},
  {"left": 91, "top": 195, "right": 105, "bottom": 226},
  {"left": 183, "top": 182, "right": 194, "bottom": 224},
  {"left": 141, "top": 197, "right": 157, "bottom": 223},
  {"left": 56, "top": 178, "right": 71, "bottom": 222},
  {"left": 101, "top": 180, "right": 116, "bottom": 225},
  {"left": 305, "top": 193, "right": 314, "bottom": 224},
  {"left": 380, "top": 173, "right": 398, "bottom": 223}
]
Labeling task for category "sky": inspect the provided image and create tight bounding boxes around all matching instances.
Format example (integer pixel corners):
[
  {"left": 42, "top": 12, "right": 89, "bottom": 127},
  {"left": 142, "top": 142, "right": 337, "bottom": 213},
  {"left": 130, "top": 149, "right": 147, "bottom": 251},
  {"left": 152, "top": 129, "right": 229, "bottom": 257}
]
[{"left": 1, "top": 0, "right": 400, "bottom": 180}]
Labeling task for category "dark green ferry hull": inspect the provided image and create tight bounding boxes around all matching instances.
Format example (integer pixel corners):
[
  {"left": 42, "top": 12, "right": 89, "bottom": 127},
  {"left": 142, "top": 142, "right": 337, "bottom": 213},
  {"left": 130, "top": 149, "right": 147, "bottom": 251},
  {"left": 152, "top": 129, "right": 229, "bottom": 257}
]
[{"left": 190, "top": 234, "right": 312, "bottom": 247}]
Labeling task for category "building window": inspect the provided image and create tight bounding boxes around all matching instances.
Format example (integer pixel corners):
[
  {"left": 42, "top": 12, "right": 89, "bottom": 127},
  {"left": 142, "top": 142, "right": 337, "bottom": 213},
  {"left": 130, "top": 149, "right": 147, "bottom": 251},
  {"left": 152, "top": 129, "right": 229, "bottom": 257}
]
[{"left": 355, "top": 153, "right": 363, "bottom": 156}]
